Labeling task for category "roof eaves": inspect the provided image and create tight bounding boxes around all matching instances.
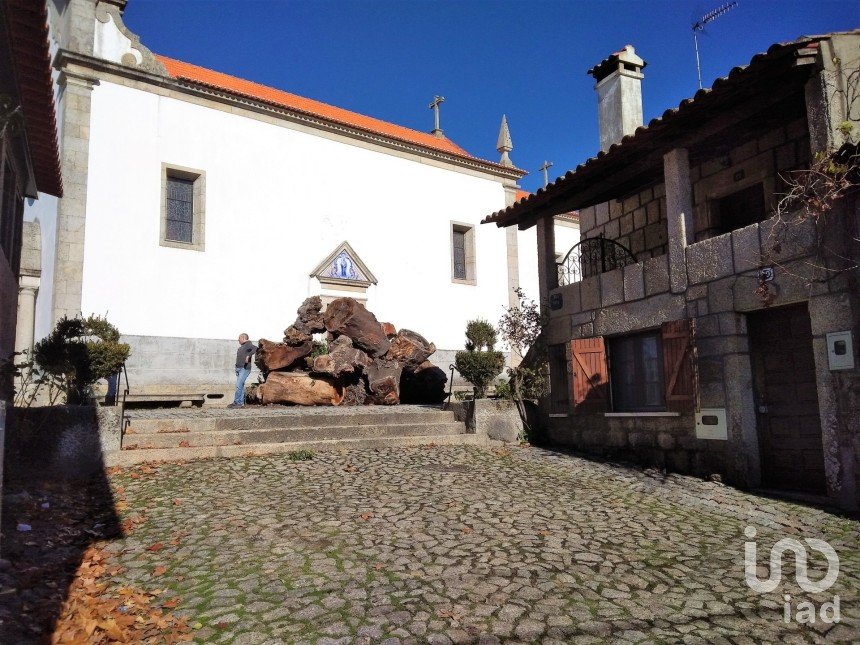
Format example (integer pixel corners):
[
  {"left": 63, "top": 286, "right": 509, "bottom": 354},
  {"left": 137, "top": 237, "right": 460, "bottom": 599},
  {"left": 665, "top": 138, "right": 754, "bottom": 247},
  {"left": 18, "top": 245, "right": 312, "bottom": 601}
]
[{"left": 7, "top": 0, "right": 63, "bottom": 197}]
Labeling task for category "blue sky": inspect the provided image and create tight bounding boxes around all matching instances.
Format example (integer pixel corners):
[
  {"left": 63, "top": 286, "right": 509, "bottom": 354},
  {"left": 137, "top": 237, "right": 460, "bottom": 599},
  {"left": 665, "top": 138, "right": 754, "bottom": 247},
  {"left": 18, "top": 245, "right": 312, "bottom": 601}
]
[{"left": 123, "top": 1, "right": 858, "bottom": 193}]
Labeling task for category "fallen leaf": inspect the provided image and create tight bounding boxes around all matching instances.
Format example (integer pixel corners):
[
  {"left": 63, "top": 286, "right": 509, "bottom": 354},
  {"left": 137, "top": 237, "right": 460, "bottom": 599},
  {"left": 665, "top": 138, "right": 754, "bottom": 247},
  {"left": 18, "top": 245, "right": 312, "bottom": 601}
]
[
  {"left": 173, "top": 499, "right": 183, "bottom": 506},
  {"left": 162, "top": 598, "right": 180, "bottom": 608},
  {"left": 153, "top": 566, "right": 167, "bottom": 576},
  {"left": 216, "top": 621, "right": 230, "bottom": 630},
  {"left": 146, "top": 542, "right": 165, "bottom": 553},
  {"left": 462, "top": 526, "right": 473, "bottom": 534},
  {"left": 538, "top": 530, "right": 550, "bottom": 537},
  {"left": 374, "top": 563, "right": 385, "bottom": 570},
  {"left": 178, "top": 441, "right": 190, "bottom": 448},
  {"left": 360, "top": 513, "right": 373, "bottom": 521}
]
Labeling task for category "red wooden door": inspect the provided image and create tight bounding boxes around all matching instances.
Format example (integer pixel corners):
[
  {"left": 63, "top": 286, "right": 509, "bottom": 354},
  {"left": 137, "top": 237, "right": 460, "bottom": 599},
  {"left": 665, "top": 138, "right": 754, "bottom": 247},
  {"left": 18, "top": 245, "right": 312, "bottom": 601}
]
[{"left": 748, "top": 304, "right": 826, "bottom": 493}]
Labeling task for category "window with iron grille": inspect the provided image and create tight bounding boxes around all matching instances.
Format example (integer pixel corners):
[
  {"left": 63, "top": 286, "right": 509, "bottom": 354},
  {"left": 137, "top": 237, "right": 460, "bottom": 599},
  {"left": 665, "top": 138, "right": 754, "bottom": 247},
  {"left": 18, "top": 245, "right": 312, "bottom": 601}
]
[
  {"left": 609, "top": 330, "right": 666, "bottom": 412},
  {"left": 160, "top": 164, "right": 205, "bottom": 251},
  {"left": 453, "top": 229, "right": 466, "bottom": 279},
  {"left": 165, "top": 176, "right": 194, "bottom": 243}
]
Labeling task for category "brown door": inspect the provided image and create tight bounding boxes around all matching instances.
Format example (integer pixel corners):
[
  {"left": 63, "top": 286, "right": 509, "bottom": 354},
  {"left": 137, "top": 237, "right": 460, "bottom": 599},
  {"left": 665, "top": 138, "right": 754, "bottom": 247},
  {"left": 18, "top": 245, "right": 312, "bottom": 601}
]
[{"left": 748, "top": 304, "right": 826, "bottom": 493}]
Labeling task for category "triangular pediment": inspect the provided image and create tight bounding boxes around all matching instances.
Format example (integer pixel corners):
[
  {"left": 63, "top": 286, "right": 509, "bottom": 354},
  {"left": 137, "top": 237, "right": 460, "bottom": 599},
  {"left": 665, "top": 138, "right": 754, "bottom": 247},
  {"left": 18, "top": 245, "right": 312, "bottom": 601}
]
[{"left": 310, "top": 241, "right": 377, "bottom": 288}]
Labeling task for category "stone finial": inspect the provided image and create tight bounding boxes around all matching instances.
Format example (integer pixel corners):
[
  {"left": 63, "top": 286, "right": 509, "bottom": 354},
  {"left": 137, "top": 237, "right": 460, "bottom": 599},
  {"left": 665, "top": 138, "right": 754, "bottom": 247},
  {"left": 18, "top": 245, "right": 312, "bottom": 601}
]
[{"left": 497, "top": 114, "right": 513, "bottom": 167}]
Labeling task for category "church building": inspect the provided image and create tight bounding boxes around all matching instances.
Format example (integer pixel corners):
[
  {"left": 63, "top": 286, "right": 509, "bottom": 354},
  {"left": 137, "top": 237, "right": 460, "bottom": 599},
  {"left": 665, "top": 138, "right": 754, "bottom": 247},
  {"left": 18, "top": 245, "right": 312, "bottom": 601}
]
[{"left": 20, "top": 0, "right": 579, "bottom": 401}]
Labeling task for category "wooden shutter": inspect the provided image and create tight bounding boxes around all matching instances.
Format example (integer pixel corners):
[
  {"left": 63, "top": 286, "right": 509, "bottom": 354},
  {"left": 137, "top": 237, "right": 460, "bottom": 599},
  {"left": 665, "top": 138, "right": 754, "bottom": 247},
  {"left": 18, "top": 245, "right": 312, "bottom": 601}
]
[
  {"left": 661, "top": 318, "right": 697, "bottom": 413},
  {"left": 570, "top": 337, "right": 609, "bottom": 413}
]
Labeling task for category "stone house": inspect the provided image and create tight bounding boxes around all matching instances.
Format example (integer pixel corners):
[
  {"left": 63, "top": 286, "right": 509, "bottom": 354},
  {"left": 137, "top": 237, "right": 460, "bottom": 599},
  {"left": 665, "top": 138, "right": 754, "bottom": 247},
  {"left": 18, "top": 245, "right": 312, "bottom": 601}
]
[
  {"left": 1, "top": 0, "right": 62, "bottom": 395},
  {"left": 483, "top": 33, "right": 860, "bottom": 511},
  {"left": 1, "top": 0, "right": 63, "bottom": 544}
]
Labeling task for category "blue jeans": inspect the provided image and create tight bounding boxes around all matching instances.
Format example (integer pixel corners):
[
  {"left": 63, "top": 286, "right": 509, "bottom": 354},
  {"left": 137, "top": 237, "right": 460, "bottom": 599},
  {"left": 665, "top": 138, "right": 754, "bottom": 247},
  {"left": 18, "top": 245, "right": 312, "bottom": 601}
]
[{"left": 234, "top": 366, "right": 252, "bottom": 405}]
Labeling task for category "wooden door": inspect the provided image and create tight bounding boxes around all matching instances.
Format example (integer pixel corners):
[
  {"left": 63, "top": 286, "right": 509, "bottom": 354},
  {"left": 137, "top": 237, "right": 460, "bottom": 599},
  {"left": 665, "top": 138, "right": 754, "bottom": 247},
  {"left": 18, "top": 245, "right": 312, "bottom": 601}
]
[{"left": 748, "top": 304, "right": 826, "bottom": 493}]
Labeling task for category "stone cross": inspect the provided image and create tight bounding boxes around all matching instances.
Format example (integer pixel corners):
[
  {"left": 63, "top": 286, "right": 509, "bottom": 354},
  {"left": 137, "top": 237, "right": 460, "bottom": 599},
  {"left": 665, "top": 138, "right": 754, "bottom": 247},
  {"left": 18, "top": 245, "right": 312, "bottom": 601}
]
[
  {"left": 539, "top": 160, "right": 553, "bottom": 187},
  {"left": 429, "top": 95, "right": 445, "bottom": 137}
]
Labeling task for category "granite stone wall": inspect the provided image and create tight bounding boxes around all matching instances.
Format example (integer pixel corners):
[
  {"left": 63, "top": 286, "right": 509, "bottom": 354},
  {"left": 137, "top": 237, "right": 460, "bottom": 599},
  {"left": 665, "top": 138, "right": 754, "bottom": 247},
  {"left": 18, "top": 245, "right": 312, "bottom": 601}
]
[{"left": 543, "top": 196, "right": 859, "bottom": 508}]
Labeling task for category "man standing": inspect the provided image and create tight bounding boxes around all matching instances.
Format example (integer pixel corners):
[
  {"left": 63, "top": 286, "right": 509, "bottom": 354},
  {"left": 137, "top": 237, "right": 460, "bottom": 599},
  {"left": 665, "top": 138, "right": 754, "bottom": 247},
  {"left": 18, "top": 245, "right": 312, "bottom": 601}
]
[{"left": 229, "top": 333, "right": 257, "bottom": 408}]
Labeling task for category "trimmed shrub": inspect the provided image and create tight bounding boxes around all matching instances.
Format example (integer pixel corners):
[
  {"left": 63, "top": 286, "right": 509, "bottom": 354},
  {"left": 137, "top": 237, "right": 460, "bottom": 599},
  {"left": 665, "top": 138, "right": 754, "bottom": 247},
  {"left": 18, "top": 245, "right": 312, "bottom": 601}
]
[
  {"left": 455, "top": 319, "right": 504, "bottom": 398},
  {"left": 33, "top": 315, "right": 130, "bottom": 405}
]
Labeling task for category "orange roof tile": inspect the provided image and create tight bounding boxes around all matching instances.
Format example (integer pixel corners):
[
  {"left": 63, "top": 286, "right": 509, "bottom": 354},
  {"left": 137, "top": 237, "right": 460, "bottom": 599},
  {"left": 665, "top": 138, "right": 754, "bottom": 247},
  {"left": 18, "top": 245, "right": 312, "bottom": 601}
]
[
  {"left": 156, "top": 55, "right": 476, "bottom": 161},
  {"left": 515, "top": 189, "right": 530, "bottom": 202}
]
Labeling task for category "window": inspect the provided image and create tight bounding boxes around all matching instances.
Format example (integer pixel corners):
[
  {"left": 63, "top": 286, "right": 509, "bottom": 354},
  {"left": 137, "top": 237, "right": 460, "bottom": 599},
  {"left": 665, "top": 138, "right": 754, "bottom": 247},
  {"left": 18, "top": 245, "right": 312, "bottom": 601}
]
[
  {"left": 609, "top": 330, "right": 665, "bottom": 412},
  {"left": 0, "top": 159, "right": 23, "bottom": 274},
  {"left": 714, "top": 182, "right": 766, "bottom": 234},
  {"left": 570, "top": 321, "right": 695, "bottom": 415},
  {"left": 548, "top": 343, "right": 569, "bottom": 414},
  {"left": 160, "top": 164, "right": 205, "bottom": 251},
  {"left": 165, "top": 176, "right": 193, "bottom": 243},
  {"left": 450, "top": 222, "right": 476, "bottom": 284},
  {"left": 453, "top": 230, "right": 466, "bottom": 278}
]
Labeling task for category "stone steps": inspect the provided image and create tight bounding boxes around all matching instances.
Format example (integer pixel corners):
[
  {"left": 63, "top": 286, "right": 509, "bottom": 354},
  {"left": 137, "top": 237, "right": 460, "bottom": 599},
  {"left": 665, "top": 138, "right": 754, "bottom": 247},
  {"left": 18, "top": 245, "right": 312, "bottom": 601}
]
[
  {"left": 109, "top": 405, "right": 480, "bottom": 466},
  {"left": 122, "top": 422, "right": 466, "bottom": 450},
  {"left": 107, "top": 432, "right": 487, "bottom": 467},
  {"left": 125, "top": 408, "right": 455, "bottom": 435}
]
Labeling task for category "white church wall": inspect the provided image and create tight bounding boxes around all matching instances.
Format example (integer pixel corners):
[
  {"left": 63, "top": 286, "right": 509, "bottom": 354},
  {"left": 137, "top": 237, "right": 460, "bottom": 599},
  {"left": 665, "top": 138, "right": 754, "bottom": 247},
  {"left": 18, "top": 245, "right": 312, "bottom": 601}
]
[
  {"left": 555, "top": 220, "right": 580, "bottom": 261},
  {"left": 80, "top": 80, "right": 515, "bottom": 392}
]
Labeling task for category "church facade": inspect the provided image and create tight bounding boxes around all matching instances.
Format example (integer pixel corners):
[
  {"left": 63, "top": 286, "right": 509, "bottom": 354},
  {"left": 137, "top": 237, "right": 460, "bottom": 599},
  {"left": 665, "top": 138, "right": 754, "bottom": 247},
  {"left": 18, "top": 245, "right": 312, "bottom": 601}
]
[{"left": 21, "top": 0, "right": 579, "bottom": 400}]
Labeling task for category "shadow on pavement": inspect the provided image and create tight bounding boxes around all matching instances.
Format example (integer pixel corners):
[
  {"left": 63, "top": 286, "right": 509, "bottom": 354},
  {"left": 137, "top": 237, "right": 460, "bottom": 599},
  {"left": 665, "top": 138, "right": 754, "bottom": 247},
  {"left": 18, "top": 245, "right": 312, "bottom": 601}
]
[{"left": 1, "top": 406, "right": 121, "bottom": 642}]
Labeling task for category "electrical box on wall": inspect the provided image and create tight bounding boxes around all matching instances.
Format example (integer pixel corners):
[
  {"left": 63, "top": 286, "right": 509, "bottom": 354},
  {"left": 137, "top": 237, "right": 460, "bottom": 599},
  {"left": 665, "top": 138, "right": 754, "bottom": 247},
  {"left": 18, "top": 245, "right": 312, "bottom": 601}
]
[
  {"left": 826, "top": 331, "right": 854, "bottom": 371},
  {"left": 695, "top": 408, "right": 728, "bottom": 440}
]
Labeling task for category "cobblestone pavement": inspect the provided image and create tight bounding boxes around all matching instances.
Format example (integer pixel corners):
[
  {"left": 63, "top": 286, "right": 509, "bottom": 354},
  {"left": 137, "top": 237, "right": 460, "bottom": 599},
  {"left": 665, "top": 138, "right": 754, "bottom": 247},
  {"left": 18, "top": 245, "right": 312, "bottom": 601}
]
[{"left": 104, "top": 446, "right": 860, "bottom": 644}]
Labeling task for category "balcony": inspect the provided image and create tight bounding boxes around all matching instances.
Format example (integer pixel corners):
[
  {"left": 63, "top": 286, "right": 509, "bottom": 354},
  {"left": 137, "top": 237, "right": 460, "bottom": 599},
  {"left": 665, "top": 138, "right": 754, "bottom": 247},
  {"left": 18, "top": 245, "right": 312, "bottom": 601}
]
[{"left": 557, "top": 236, "right": 638, "bottom": 286}]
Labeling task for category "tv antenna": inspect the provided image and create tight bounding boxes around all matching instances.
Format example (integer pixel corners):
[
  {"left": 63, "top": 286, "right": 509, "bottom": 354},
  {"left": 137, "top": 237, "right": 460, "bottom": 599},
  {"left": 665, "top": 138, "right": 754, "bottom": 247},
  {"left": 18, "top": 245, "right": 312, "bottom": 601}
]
[{"left": 692, "top": 1, "right": 738, "bottom": 90}]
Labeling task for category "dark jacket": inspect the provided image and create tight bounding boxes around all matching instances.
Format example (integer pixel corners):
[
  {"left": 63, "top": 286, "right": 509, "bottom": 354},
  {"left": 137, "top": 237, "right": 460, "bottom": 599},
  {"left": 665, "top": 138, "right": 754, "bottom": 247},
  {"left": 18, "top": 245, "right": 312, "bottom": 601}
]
[{"left": 236, "top": 340, "right": 257, "bottom": 369}]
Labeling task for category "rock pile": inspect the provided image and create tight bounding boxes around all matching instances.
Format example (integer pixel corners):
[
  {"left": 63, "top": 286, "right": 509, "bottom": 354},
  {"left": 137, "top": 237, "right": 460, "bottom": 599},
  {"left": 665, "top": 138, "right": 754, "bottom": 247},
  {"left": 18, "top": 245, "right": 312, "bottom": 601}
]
[{"left": 255, "top": 297, "right": 447, "bottom": 406}]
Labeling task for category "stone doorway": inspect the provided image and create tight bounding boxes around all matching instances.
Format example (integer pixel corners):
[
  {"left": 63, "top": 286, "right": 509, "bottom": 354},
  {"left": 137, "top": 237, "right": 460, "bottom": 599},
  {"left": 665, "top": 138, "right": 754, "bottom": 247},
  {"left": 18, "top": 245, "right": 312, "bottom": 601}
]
[{"left": 748, "top": 303, "right": 826, "bottom": 494}]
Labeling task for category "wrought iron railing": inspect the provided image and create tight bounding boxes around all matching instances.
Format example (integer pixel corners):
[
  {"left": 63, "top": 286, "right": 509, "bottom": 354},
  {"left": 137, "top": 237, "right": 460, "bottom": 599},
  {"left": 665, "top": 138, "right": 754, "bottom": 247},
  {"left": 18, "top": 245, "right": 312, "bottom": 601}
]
[
  {"left": 117, "top": 362, "right": 130, "bottom": 446},
  {"left": 557, "top": 236, "right": 637, "bottom": 286}
]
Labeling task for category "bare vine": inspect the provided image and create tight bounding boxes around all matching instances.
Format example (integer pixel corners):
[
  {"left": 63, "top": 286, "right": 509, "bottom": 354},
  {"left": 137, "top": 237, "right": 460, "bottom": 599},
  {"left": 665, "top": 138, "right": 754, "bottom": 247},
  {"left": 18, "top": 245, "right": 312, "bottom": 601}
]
[{"left": 760, "top": 65, "right": 859, "bottom": 304}]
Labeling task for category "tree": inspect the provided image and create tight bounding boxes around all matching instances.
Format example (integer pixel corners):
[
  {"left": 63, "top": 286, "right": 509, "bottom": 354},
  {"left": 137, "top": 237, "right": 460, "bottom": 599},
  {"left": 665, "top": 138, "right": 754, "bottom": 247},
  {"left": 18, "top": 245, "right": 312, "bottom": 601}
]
[
  {"left": 33, "top": 315, "right": 130, "bottom": 405},
  {"left": 454, "top": 319, "right": 504, "bottom": 398},
  {"left": 498, "top": 288, "right": 548, "bottom": 440}
]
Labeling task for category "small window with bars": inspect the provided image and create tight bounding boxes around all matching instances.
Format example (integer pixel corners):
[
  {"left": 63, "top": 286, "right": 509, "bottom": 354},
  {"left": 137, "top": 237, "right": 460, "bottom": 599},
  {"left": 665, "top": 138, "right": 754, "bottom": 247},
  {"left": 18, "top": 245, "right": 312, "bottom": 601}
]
[
  {"left": 453, "top": 229, "right": 466, "bottom": 279},
  {"left": 165, "top": 175, "right": 194, "bottom": 243},
  {"left": 160, "top": 164, "right": 205, "bottom": 251},
  {"left": 451, "top": 223, "right": 475, "bottom": 283}
]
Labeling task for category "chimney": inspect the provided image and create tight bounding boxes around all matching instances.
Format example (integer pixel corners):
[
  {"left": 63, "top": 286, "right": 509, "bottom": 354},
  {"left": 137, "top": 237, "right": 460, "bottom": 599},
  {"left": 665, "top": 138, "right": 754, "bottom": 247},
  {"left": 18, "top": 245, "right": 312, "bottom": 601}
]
[{"left": 588, "top": 45, "right": 646, "bottom": 152}]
